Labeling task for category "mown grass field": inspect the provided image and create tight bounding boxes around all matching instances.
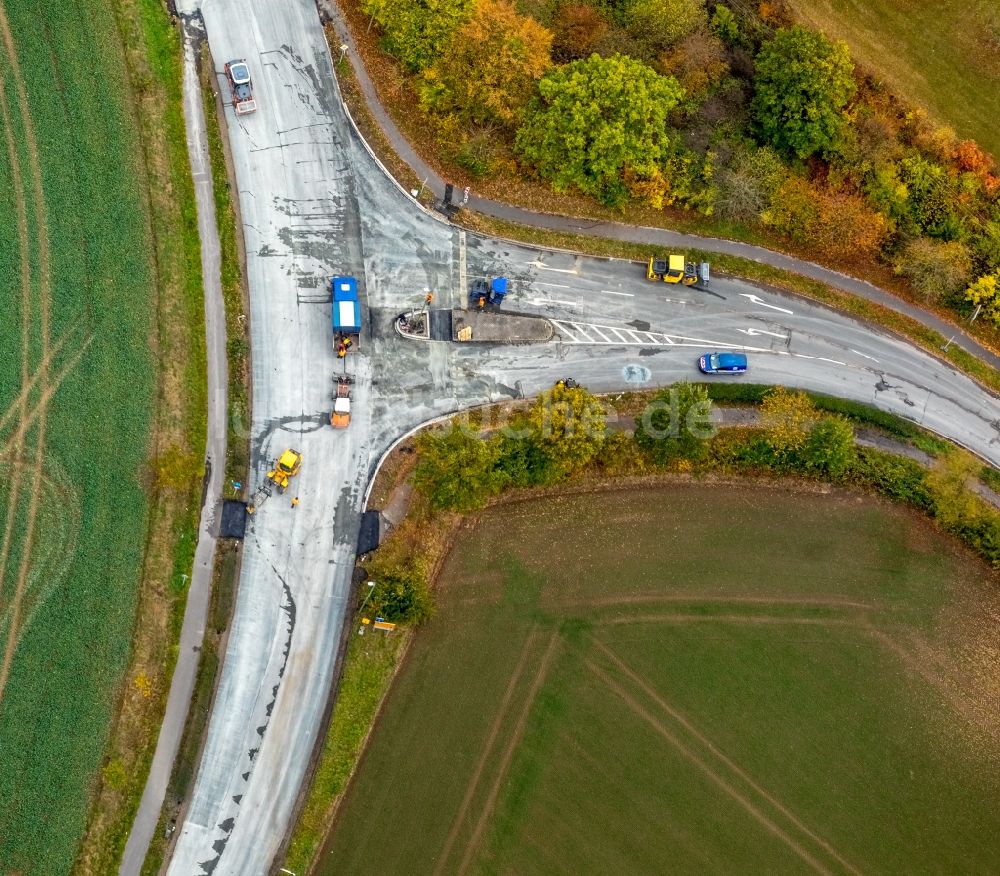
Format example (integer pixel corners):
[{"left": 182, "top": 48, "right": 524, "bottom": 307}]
[
  {"left": 789, "top": 0, "right": 1000, "bottom": 159},
  {"left": 324, "top": 485, "right": 1000, "bottom": 874},
  {"left": 0, "top": 0, "right": 171, "bottom": 871}
]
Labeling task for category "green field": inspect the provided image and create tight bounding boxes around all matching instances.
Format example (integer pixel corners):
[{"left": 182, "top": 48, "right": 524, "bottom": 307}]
[
  {"left": 324, "top": 485, "right": 1000, "bottom": 874},
  {"left": 0, "top": 1, "right": 161, "bottom": 871},
  {"left": 789, "top": 0, "right": 1000, "bottom": 159}
]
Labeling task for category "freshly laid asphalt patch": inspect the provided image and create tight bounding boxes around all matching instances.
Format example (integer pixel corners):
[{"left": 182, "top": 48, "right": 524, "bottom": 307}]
[{"left": 220, "top": 501, "right": 248, "bottom": 540}]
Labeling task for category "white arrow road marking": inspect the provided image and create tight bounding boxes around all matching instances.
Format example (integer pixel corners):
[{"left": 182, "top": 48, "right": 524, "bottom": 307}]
[
  {"left": 851, "top": 349, "right": 880, "bottom": 362},
  {"left": 740, "top": 293, "right": 793, "bottom": 315},
  {"left": 737, "top": 327, "right": 789, "bottom": 339}
]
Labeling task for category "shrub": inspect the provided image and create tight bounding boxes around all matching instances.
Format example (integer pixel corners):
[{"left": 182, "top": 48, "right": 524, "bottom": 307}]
[
  {"left": 635, "top": 382, "right": 713, "bottom": 464},
  {"left": 760, "top": 386, "right": 817, "bottom": 457},
  {"left": 802, "top": 415, "right": 856, "bottom": 480},
  {"left": 364, "top": 553, "right": 434, "bottom": 624},
  {"left": 893, "top": 237, "right": 973, "bottom": 302},
  {"left": 412, "top": 426, "right": 506, "bottom": 511}
]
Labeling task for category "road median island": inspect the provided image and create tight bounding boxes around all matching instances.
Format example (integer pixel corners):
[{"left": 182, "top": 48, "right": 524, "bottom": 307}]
[{"left": 450, "top": 309, "right": 554, "bottom": 343}]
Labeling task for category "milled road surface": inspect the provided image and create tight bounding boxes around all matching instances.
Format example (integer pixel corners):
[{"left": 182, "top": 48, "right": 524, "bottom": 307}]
[{"left": 163, "top": 1, "right": 1000, "bottom": 874}]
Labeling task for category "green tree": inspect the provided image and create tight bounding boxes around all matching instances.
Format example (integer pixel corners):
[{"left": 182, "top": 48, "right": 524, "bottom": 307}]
[
  {"left": 761, "top": 386, "right": 817, "bottom": 457},
  {"left": 526, "top": 383, "right": 607, "bottom": 475},
  {"left": 420, "top": 0, "right": 553, "bottom": 128},
  {"left": 752, "top": 26, "right": 856, "bottom": 160},
  {"left": 361, "top": 0, "right": 475, "bottom": 71},
  {"left": 365, "top": 552, "right": 433, "bottom": 624},
  {"left": 635, "top": 382, "right": 713, "bottom": 464},
  {"left": 802, "top": 415, "right": 856, "bottom": 479},
  {"left": 412, "top": 426, "right": 506, "bottom": 510},
  {"left": 515, "top": 53, "right": 685, "bottom": 207}
]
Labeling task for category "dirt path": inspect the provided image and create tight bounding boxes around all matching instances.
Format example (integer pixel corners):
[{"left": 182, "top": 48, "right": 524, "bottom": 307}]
[
  {"left": 593, "top": 640, "right": 862, "bottom": 875},
  {"left": 456, "top": 631, "right": 561, "bottom": 876},
  {"left": 0, "top": 0, "right": 54, "bottom": 702}
]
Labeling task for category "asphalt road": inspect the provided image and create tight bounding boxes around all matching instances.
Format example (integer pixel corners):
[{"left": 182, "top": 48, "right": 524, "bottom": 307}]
[{"left": 164, "top": 1, "right": 1000, "bottom": 874}]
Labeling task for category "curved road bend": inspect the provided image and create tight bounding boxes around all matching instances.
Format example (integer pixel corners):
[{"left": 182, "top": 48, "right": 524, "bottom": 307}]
[
  {"left": 319, "top": 0, "right": 1000, "bottom": 372},
  {"left": 120, "top": 14, "right": 228, "bottom": 875},
  {"left": 161, "top": 1, "right": 1000, "bottom": 874}
]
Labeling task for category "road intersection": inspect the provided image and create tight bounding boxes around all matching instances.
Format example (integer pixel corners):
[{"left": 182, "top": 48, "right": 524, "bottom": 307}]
[{"left": 144, "top": 1, "right": 1000, "bottom": 873}]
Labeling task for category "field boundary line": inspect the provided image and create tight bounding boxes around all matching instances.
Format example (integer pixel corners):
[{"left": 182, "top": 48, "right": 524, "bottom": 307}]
[
  {"left": 456, "top": 630, "right": 561, "bottom": 876},
  {"left": 0, "top": 0, "right": 55, "bottom": 702},
  {"left": 593, "top": 640, "right": 862, "bottom": 876},
  {"left": 596, "top": 614, "right": 862, "bottom": 628},
  {"left": 587, "top": 658, "right": 835, "bottom": 875},
  {"left": 434, "top": 627, "right": 541, "bottom": 875},
  {"left": 561, "top": 594, "right": 877, "bottom": 610}
]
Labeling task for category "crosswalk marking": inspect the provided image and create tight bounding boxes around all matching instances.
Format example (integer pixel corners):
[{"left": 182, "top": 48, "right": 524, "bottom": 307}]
[{"left": 550, "top": 319, "right": 770, "bottom": 352}]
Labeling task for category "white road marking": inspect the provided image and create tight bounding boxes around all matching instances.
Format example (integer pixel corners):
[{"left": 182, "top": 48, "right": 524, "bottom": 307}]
[
  {"left": 793, "top": 353, "right": 848, "bottom": 366},
  {"left": 739, "top": 293, "right": 793, "bottom": 315},
  {"left": 851, "top": 349, "right": 880, "bottom": 362},
  {"left": 738, "top": 327, "right": 788, "bottom": 339},
  {"left": 529, "top": 262, "right": 579, "bottom": 274},
  {"left": 604, "top": 290, "right": 634, "bottom": 297},
  {"left": 529, "top": 297, "right": 576, "bottom": 307},
  {"left": 535, "top": 281, "right": 572, "bottom": 289},
  {"left": 549, "top": 319, "right": 770, "bottom": 352}
]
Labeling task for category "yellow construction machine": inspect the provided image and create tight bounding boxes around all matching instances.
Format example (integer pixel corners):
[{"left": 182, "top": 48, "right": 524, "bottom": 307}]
[
  {"left": 647, "top": 255, "right": 709, "bottom": 286},
  {"left": 267, "top": 448, "right": 302, "bottom": 493}
]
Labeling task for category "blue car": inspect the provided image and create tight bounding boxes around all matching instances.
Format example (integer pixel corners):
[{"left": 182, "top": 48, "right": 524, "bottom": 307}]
[{"left": 699, "top": 351, "right": 748, "bottom": 374}]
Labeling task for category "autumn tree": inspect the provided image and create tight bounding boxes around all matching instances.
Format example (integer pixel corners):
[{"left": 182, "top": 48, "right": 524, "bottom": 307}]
[
  {"left": 412, "top": 426, "right": 506, "bottom": 510},
  {"left": 752, "top": 26, "right": 856, "bottom": 159},
  {"left": 515, "top": 53, "right": 684, "bottom": 207},
  {"left": 925, "top": 451, "right": 982, "bottom": 530},
  {"left": 361, "top": 0, "right": 475, "bottom": 71},
  {"left": 658, "top": 23, "right": 729, "bottom": 98},
  {"left": 964, "top": 272, "right": 1000, "bottom": 327},
  {"left": 761, "top": 387, "right": 817, "bottom": 458},
  {"left": 762, "top": 176, "right": 889, "bottom": 260},
  {"left": 620, "top": 0, "right": 708, "bottom": 58},
  {"left": 635, "top": 382, "right": 713, "bottom": 464},
  {"left": 526, "top": 383, "right": 606, "bottom": 476},
  {"left": 420, "top": 0, "right": 553, "bottom": 128},
  {"left": 552, "top": 4, "right": 609, "bottom": 62},
  {"left": 893, "top": 238, "right": 973, "bottom": 302}
]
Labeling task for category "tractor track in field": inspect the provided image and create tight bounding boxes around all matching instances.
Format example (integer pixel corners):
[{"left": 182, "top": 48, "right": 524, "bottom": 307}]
[
  {"left": 456, "top": 631, "right": 561, "bottom": 876},
  {"left": 592, "top": 639, "right": 862, "bottom": 876},
  {"left": 0, "top": 0, "right": 54, "bottom": 703},
  {"left": 587, "top": 656, "right": 836, "bottom": 875},
  {"left": 435, "top": 627, "right": 541, "bottom": 876}
]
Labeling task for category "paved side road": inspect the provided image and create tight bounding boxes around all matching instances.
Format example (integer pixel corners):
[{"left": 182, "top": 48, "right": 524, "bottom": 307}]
[
  {"left": 118, "top": 14, "right": 228, "bottom": 875},
  {"left": 319, "top": 0, "right": 1000, "bottom": 372}
]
